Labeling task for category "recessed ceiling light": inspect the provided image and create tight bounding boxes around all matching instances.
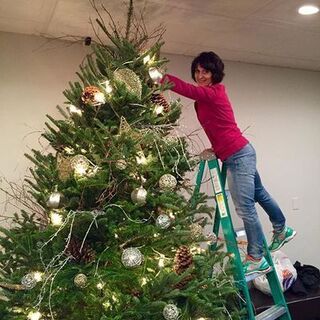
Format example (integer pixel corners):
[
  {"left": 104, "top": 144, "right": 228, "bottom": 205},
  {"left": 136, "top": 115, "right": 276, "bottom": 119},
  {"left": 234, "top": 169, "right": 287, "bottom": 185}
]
[{"left": 298, "top": 5, "right": 319, "bottom": 15}]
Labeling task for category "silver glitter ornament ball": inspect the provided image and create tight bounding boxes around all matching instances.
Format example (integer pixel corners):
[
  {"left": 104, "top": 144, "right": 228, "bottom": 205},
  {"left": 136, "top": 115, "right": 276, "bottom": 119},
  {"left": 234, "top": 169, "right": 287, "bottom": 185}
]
[
  {"left": 21, "top": 273, "right": 37, "bottom": 290},
  {"left": 121, "top": 247, "right": 144, "bottom": 268},
  {"left": 162, "top": 304, "right": 179, "bottom": 320},
  {"left": 159, "top": 174, "right": 177, "bottom": 191},
  {"left": 156, "top": 214, "right": 171, "bottom": 229},
  {"left": 74, "top": 273, "right": 87, "bottom": 288},
  {"left": 131, "top": 186, "right": 147, "bottom": 205},
  {"left": 190, "top": 223, "right": 203, "bottom": 239}
]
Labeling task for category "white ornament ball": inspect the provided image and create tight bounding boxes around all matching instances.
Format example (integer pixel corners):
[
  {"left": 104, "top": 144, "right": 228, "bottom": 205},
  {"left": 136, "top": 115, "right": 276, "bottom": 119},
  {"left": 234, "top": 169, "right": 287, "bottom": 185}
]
[
  {"left": 121, "top": 247, "right": 144, "bottom": 268},
  {"left": 71, "top": 155, "right": 91, "bottom": 176},
  {"left": 159, "top": 174, "right": 177, "bottom": 191},
  {"left": 46, "top": 191, "right": 64, "bottom": 209},
  {"left": 70, "top": 155, "right": 90, "bottom": 170},
  {"left": 131, "top": 186, "right": 147, "bottom": 205},
  {"left": 163, "top": 304, "right": 179, "bottom": 320},
  {"left": 74, "top": 273, "right": 87, "bottom": 288},
  {"left": 21, "top": 273, "right": 37, "bottom": 290},
  {"left": 156, "top": 214, "right": 171, "bottom": 229}
]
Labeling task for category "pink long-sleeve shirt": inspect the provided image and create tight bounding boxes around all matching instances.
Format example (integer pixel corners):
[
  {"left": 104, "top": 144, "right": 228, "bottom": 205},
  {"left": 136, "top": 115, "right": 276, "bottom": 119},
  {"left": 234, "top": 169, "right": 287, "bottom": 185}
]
[{"left": 162, "top": 74, "right": 248, "bottom": 161}]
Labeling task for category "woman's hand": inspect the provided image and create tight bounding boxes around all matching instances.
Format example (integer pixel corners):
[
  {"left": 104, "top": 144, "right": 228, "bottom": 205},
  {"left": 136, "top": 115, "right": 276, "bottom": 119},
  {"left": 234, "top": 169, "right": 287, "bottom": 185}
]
[{"left": 199, "top": 148, "right": 216, "bottom": 160}]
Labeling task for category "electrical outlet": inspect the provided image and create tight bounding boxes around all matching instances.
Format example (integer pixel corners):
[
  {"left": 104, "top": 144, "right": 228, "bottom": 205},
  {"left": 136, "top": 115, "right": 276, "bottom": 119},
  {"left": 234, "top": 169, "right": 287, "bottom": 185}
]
[{"left": 292, "top": 197, "right": 300, "bottom": 211}]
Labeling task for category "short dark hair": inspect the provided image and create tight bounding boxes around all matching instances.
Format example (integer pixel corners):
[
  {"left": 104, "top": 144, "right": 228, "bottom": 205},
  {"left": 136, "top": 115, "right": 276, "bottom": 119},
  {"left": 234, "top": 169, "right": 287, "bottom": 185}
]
[{"left": 191, "top": 51, "right": 225, "bottom": 84}]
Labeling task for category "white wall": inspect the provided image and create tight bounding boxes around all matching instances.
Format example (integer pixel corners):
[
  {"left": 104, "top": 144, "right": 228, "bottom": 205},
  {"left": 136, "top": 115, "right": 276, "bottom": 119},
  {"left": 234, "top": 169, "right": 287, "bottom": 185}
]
[
  {"left": 1, "top": 31, "right": 319, "bottom": 266},
  {"left": 0, "top": 31, "right": 89, "bottom": 226}
]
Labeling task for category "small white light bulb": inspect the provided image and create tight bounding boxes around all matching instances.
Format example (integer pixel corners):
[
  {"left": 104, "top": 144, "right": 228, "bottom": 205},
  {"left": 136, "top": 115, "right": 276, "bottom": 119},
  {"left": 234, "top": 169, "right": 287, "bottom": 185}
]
[
  {"left": 94, "top": 92, "right": 106, "bottom": 104},
  {"left": 87, "top": 166, "right": 99, "bottom": 177},
  {"left": 27, "top": 311, "right": 42, "bottom": 320},
  {"left": 143, "top": 54, "right": 151, "bottom": 64},
  {"left": 50, "top": 212, "right": 63, "bottom": 226},
  {"left": 136, "top": 151, "right": 147, "bottom": 165},
  {"left": 97, "top": 282, "right": 104, "bottom": 290},
  {"left": 154, "top": 105, "right": 164, "bottom": 115},
  {"left": 33, "top": 272, "right": 43, "bottom": 282},
  {"left": 74, "top": 164, "right": 87, "bottom": 176},
  {"left": 69, "top": 105, "right": 82, "bottom": 116},
  {"left": 103, "top": 301, "right": 111, "bottom": 309},
  {"left": 102, "top": 80, "right": 113, "bottom": 94},
  {"left": 298, "top": 5, "right": 319, "bottom": 15},
  {"left": 64, "top": 147, "right": 74, "bottom": 154},
  {"left": 112, "top": 294, "right": 119, "bottom": 302},
  {"left": 141, "top": 277, "right": 147, "bottom": 286},
  {"left": 158, "top": 255, "right": 165, "bottom": 268},
  {"left": 168, "top": 210, "right": 175, "bottom": 219}
]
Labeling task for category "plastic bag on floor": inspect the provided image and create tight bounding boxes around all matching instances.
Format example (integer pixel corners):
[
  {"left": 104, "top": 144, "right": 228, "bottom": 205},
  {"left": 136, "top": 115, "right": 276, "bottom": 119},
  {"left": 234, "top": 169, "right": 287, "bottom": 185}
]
[{"left": 253, "top": 250, "right": 297, "bottom": 295}]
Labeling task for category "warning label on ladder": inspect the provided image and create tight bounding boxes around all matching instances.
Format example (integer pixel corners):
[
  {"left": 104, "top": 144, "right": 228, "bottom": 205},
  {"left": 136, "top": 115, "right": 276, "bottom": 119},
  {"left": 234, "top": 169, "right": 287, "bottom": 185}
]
[
  {"left": 216, "top": 193, "right": 228, "bottom": 217},
  {"left": 212, "top": 168, "right": 222, "bottom": 193}
]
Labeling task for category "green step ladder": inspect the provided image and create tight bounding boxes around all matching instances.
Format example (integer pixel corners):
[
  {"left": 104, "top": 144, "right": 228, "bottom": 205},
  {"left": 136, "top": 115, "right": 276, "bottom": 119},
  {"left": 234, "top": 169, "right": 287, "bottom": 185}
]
[{"left": 193, "top": 150, "right": 292, "bottom": 320}]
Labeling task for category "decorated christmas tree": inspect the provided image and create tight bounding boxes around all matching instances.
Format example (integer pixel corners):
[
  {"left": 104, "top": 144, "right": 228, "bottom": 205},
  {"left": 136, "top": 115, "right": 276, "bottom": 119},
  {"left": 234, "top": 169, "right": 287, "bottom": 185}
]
[{"left": 0, "top": 2, "right": 243, "bottom": 319}]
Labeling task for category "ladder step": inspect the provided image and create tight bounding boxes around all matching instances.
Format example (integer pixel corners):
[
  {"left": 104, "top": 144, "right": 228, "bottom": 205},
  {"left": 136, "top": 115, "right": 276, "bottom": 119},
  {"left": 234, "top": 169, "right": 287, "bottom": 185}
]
[
  {"left": 235, "top": 227, "right": 246, "bottom": 238},
  {"left": 245, "top": 267, "right": 273, "bottom": 282},
  {"left": 256, "top": 305, "right": 287, "bottom": 320}
]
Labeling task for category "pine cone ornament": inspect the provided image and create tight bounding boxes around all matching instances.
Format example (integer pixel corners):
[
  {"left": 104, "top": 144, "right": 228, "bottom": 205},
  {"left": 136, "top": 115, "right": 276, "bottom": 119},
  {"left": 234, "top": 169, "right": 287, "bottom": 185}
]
[
  {"left": 173, "top": 274, "right": 193, "bottom": 290},
  {"left": 151, "top": 93, "right": 170, "bottom": 113},
  {"left": 131, "top": 289, "right": 142, "bottom": 297},
  {"left": 81, "top": 85, "right": 105, "bottom": 106},
  {"left": 173, "top": 245, "right": 193, "bottom": 275},
  {"left": 173, "top": 245, "right": 193, "bottom": 289},
  {"left": 66, "top": 237, "right": 96, "bottom": 264}
]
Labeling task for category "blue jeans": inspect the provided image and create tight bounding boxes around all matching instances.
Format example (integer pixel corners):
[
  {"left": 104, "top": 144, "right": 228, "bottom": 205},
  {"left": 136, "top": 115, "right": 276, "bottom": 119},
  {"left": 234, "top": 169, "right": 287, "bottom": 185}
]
[{"left": 223, "top": 143, "right": 286, "bottom": 259}]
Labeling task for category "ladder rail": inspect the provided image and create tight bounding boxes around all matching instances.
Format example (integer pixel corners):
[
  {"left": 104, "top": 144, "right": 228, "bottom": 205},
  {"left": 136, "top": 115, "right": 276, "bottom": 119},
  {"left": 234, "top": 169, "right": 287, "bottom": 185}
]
[{"left": 206, "top": 157, "right": 256, "bottom": 320}]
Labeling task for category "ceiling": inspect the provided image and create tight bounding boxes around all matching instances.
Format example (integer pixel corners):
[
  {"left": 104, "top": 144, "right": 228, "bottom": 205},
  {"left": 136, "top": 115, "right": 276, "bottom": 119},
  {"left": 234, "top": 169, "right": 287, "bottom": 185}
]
[{"left": 1, "top": 0, "right": 320, "bottom": 71}]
